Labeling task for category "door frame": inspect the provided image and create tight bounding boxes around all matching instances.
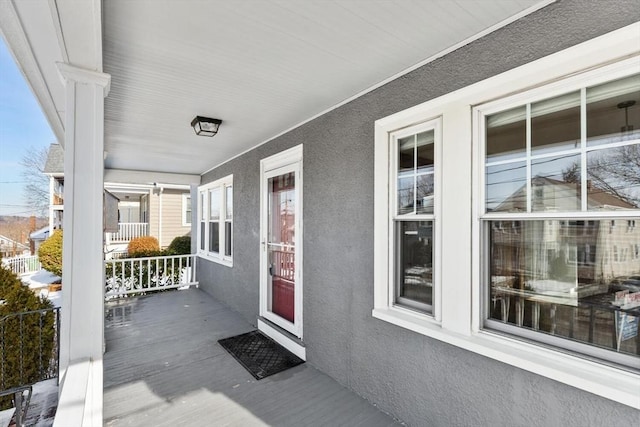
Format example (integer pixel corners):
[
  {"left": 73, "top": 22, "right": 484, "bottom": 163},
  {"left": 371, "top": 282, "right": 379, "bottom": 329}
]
[{"left": 259, "top": 144, "right": 303, "bottom": 339}]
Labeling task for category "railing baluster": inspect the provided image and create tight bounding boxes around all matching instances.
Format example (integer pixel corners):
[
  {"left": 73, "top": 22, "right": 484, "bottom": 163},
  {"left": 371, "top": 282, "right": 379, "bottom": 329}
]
[{"left": 103, "top": 254, "right": 198, "bottom": 298}]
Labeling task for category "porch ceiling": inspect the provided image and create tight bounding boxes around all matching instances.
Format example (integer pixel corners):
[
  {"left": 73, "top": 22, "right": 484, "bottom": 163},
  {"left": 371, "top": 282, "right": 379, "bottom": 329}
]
[
  {"left": 101, "top": 0, "right": 546, "bottom": 176},
  {"left": 1, "top": 1, "right": 550, "bottom": 179}
]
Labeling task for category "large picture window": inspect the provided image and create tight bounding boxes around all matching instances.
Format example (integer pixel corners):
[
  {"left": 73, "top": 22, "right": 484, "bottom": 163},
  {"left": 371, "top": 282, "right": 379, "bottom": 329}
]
[
  {"left": 480, "top": 70, "right": 640, "bottom": 368},
  {"left": 197, "top": 175, "right": 233, "bottom": 266}
]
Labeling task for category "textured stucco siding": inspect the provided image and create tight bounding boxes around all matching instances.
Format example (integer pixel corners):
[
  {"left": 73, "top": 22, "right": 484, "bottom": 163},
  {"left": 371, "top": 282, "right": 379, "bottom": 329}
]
[{"left": 197, "top": 1, "right": 640, "bottom": 425}]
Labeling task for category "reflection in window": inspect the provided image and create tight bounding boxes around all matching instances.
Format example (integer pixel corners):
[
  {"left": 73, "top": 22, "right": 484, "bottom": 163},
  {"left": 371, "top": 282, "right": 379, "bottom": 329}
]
[
  {"left": 397, "top": 131, "right": 434, "bottom": 215},
  {"left": 587, "top": 73, "right": 640, "bottom": 146},
  {"left": 397, "top": 221, "right": 433, "bottom": 311},
  {"left": 488, "top": 219, "right": 640, "bottom": 363}
]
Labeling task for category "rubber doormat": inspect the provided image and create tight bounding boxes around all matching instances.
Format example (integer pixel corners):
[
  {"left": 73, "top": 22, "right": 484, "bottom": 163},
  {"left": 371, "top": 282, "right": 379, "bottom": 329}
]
[{"left": 218, "top": 330, "right": 304, "bottom": 380}]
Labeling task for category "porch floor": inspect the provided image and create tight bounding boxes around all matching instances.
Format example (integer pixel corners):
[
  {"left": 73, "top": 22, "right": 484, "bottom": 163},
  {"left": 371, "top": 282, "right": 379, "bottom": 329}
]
[{"left": 104, "top": 288, "right": 399, "bottom": 426}]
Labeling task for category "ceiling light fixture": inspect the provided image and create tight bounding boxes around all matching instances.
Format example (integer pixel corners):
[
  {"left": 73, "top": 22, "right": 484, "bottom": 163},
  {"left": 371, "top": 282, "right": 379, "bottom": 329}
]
[{"left": 191, "top": 116, "right": 222, "bottom": 137}]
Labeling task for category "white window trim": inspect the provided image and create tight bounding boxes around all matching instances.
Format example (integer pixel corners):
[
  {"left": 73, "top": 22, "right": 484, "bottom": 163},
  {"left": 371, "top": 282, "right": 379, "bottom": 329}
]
[
  {"left": 197, "top": 175, "right": 233, "bottom": 267},
  {"left": 373, "top": 23, "right": 640, "bottom": 409},
  {"left": 377, "top": 118, "right": 443, "bottom": 323},
  {"left": 182, "top": 193, "right": 191, "bottom": 227}
]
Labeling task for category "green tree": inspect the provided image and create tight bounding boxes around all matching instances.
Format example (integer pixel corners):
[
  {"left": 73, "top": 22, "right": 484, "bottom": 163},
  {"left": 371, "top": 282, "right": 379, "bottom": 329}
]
[
  {"left": 38, "top": 229, "right": 63, "bottom": 277},
  {"left": 0, "top": 261, "right": 55, "bottom": 409}
]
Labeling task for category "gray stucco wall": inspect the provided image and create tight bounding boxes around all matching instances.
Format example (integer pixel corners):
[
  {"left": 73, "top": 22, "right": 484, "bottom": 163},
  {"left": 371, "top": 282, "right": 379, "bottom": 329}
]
[{"left": 198, "top": 1, "right": 640, "bottom": 425}]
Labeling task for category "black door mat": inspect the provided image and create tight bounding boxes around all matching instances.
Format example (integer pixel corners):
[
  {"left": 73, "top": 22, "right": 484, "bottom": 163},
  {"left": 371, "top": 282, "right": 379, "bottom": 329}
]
[{"left": 218, "top": 330, "right": 304, "bottom": 380}]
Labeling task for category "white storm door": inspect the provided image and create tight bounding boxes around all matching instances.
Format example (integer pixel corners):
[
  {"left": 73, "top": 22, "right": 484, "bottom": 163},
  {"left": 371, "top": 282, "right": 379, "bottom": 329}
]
[{"left": 260, "top": 145, "right": 303, "bottom": 338}]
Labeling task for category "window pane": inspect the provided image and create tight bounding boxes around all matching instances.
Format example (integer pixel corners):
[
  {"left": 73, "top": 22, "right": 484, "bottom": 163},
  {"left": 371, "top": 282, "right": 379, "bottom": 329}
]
[
  {"left": 531, "top": 154, "right": 581, "bottom": 212},
  {"left": 416, "top": 131, "right": 434, "bottom": 171},
  {"left": 268, "top": 173, "right": 295, "bottom": 245},
  {"left": 209, "top": 188, "right": 220, "bottom": 220},
  {"left": 486, "top": 106, "right": 526, "bottom": 163},
  {"left": 486, "top": 161, "right": 526, "bottom": 212},
  {"left": 487, "top": 219, "right": 640, "bottom": 361},
  {"left": 397, "top": 176, "right": 414, "bottom": 215},
  {"left": 209, "top": 222, "right": 219, "bottom": 253},
  {"left": 531, "top": 92, "right": 581, "bottom": 154},
  {"left": 587, "top": 144, "right": 640, "bottom": 210},
  {"left": 587, "top": 73, "right": 640, "bottom": 146},
  {"left": 396, "top": 221, "right": 433, "bottom": 311},
  {"left": 226, "top": 186, "right": 233, "bottom": 219},
  {"left": 398, "top": 135, "right": 414, "bottom": 172},
  {"left": 185, "top": 196, "right": 192, "bottom": 224},
  {"left": 225, "top": 221, "right": 232, "bottom": 257},
  {"left": 416, "top": 174, "right": 434, "bottom": 214},
  {"left": 200, "top": 222, "right": 205, "bottom": 251},
  {"left": 200, "top": 192, "right": 206, "bottom": 220}
]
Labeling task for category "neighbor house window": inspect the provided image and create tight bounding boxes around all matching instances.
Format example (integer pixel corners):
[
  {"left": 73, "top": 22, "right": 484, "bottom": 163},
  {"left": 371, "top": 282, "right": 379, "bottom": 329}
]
[
  {"left": 197, "top": 175, "right": 233, "bottom": 266},
  {"left": 480, "top": 69, "right": 640, "bottom": 369},
  {"left": 182, "top": 194, "right": 192, "bottom": 226}
]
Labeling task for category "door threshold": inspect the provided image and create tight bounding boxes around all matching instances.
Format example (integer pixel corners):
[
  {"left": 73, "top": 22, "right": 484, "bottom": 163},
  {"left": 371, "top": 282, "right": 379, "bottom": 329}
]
[{"left": 257, "top": 318, "right": 306, "bottom": 361}]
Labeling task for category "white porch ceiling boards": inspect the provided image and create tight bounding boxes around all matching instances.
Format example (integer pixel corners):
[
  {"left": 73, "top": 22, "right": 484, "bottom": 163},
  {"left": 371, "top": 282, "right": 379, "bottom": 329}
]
[{"left": 102, "top": 0, "right": 547, "bottom": 176}]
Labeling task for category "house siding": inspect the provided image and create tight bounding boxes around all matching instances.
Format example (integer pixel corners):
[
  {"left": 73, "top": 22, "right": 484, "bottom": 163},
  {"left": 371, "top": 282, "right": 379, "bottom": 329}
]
[
  {"left": 148, "top": 191, "right": 160, "bottom": 246},
  {"left": 198, "top": 1, "right": 640, "bottom": 426},
  {"left": 160, "top": 189, "right": 190, "bottom": 247}
]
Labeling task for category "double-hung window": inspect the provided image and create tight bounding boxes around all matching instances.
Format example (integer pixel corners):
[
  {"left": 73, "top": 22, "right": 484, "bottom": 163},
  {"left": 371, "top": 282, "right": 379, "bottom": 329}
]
[
  {"left": 198, "top": 175, "right": 233, "bottom": 265},
  {"left": 374, "top": 25, "right": 640, "bottom": 408},
  {"left": 478, "top": 66, "right": 640, "bottom": 369},
  {"left": 375, "top": 118, "right": 441, "bottom": 322}
]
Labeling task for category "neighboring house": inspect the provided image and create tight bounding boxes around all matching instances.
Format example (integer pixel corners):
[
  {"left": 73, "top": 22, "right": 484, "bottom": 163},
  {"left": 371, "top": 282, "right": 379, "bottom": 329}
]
[
  {"left": 44, "top": 144, "right": 191, "bottom": 252},
  {"left": 29, "top": 226, "right": 50, "bottom": 254},
  {"left": 0, "top": 235, "right": 29, "bottom": 259},
  {"left": 2, "top": 1, "right": 639, "bottom": 426}
]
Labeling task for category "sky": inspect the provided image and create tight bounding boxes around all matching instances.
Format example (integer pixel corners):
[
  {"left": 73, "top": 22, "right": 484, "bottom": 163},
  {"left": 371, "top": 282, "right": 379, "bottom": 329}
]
[{"left": 0, "top": 37, "right": 56, "bottom": 216}]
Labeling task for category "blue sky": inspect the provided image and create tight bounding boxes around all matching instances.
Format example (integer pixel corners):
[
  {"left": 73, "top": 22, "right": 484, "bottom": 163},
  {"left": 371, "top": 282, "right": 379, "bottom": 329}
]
[{"left": 0, "top": 37, "right": 55, "bottom": 216}]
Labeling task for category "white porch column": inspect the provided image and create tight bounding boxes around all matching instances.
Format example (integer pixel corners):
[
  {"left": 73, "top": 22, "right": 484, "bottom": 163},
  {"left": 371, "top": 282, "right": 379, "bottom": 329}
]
[{"left": 57, "top": 63, "right": 110, "bottom": 425}]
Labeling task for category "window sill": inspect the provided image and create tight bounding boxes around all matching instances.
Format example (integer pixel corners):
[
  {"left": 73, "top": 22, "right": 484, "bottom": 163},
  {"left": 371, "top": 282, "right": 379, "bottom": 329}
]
[
  {"left": 372, "top": 306, "right": 441, "bottom": 336},
  {"left": 373, "top": 307, "right": 639, "bottom": 409},
  {"left": 197, "top": 252, "right": 232, "bottom": 267}
]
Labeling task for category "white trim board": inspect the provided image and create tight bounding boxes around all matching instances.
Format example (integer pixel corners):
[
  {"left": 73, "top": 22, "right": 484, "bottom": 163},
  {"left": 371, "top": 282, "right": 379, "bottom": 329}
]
[{"left": 257, "top": 318, "right": 306, "bottom": 361}]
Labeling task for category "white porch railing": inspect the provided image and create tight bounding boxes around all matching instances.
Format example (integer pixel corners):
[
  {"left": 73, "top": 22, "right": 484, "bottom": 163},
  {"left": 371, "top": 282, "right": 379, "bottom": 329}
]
[
  {"left": 1, "top": 255, "right": 41, "bottom": 276},
  {"left": 105, "top": 222, "right": 149, "bottom": 243},
  {"left": 104, "top": 254, "right": 198, "bottom": 299}
]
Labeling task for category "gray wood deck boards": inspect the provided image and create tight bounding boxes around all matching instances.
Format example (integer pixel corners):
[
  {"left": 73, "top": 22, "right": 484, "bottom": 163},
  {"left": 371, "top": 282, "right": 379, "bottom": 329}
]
[{"left": 103, "top": 288, "right": 399, "bottom": 427}]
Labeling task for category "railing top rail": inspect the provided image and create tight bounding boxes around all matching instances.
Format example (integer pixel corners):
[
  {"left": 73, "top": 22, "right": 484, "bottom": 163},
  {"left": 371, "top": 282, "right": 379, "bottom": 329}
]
[
  {"left": 104, "top": 253, "right": 196, "bottom": 262},
  {"left": 0, "top": 307, "right": 60, "bottom": 323}
]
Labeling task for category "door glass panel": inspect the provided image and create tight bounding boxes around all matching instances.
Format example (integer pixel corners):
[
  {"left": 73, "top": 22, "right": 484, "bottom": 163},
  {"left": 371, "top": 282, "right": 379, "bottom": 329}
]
[{"left": 267, "top": 172, "right": 296, "bottom": 323}]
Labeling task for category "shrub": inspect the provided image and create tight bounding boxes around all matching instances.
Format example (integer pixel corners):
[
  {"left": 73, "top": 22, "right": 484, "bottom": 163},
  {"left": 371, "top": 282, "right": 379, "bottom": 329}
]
[
  {"left": 38, "top": 229, "right": 63, "bottom": 277},
  {"left": 128, "top": 236, "right": 161, "bottom": 257},
  {"left": 0, "top": 264, "right": 55, "bottom": 409},
  {"left": 167, "top": 235, "right": 191, "bottom": 255}
]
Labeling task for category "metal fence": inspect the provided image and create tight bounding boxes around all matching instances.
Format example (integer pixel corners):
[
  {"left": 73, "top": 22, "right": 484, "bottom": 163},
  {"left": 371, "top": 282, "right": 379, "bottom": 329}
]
[{"left": 0, "top": 307, "right": 61, "bottom": 425}]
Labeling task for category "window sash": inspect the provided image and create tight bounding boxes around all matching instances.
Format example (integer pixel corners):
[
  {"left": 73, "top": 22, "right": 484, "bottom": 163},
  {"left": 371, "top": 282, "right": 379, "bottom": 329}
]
[
  {"left": 389, "top": 119, "right": 440, "bottom": 315},
  {"left": 478, "top": 68, "right": 640, "bottom": 368}
]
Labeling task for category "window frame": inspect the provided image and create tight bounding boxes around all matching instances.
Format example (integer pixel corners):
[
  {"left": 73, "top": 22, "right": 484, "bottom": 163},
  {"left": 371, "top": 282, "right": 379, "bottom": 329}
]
[
  {"left": 380, "top": 119, "right": 442, "bottom": 319},
  {"left": 182, "top": 193, "right": 192, "bottom": 227},
  {"left": 373, "top": 23, "right": 640, "bottom": 409},
  {"left": 197, "top": 175, "right": 233, "bottom": 266}
]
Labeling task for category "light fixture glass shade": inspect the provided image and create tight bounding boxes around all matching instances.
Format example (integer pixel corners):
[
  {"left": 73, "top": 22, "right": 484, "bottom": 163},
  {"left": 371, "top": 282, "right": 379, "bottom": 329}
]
[{"left": 191, "top": 116, "right": 222, "bottom": 137}]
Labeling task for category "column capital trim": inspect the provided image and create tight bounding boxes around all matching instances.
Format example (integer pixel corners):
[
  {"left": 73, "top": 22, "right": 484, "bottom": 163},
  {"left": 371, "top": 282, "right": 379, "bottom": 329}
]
[{"left": 56, "top": 62, "right": 111, "bottom": 97}]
